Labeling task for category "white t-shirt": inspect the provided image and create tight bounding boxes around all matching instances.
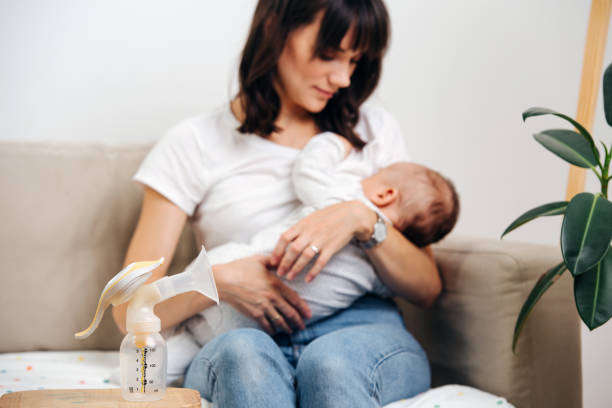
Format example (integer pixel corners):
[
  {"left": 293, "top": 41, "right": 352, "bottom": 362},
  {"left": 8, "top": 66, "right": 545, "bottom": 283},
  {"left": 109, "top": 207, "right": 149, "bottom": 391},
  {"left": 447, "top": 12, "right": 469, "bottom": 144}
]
[
  {"left": 187, "top": 131, "right": 403, "bottom": 342},
  {"left": 134, "top": 103, "right": 411, "bottom": 250}
]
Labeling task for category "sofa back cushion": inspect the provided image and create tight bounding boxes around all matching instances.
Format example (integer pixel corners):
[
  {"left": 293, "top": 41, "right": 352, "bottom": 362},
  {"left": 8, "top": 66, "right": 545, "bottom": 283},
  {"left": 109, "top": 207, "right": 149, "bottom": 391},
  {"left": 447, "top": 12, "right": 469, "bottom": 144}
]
[{"left": 0, "top": 142, "right": 197, "bottom": 352}]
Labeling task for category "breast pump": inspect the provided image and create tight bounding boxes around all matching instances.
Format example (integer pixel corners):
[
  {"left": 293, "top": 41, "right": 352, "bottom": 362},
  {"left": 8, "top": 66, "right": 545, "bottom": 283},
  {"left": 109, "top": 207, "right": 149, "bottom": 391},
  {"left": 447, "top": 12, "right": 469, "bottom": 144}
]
[{"left": 74, "top": 247, "right": 218, "bottom": 401}]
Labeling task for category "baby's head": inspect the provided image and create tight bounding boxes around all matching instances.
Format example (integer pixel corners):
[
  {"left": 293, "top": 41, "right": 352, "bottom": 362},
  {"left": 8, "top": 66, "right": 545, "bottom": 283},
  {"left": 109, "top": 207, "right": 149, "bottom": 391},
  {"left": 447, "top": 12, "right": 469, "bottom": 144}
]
[{"left": 361, "top": 163, "right": 459, "bottom": 247}]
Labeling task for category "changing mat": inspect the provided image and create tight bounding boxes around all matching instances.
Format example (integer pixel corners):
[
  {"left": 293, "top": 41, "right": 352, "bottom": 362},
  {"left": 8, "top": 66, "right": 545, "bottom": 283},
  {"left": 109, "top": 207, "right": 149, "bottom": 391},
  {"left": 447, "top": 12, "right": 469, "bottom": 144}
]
[{"left": 0, "top": 351, "right": 514, "bottom": 408}]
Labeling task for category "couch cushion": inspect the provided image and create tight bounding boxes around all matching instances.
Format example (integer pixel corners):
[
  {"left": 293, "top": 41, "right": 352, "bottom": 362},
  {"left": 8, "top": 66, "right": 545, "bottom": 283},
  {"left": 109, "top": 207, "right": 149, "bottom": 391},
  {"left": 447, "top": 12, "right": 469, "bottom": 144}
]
[
  {"left": 0, "top": 142, "right": 197, "bottom": 352},
  {"left": 397, "top": 236, "right": 581, "bottom": 408}
]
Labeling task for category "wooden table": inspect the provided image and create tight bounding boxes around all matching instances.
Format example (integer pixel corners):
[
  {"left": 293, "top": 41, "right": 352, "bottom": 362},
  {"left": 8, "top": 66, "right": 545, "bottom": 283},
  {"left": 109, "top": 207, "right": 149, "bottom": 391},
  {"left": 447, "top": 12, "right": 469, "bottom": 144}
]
[{"left": 0, "top": 388, "right": 201, "bottom": 407}]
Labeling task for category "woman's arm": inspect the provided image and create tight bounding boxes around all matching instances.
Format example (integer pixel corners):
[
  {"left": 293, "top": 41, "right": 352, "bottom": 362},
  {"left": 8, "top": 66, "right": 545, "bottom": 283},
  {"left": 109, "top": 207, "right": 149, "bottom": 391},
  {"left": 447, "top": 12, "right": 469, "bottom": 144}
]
[
  {"left": 112, "top": 186, "right": 215, "bottom": 334},
  {"left": 271, "top": 201, "right": 442, "bottom": 308},
  {"left": 359, "top": 220, "right": 442, "bottom": 308},
  {"left": 112, "top": 186, "right": 311, "bottom": 335}
]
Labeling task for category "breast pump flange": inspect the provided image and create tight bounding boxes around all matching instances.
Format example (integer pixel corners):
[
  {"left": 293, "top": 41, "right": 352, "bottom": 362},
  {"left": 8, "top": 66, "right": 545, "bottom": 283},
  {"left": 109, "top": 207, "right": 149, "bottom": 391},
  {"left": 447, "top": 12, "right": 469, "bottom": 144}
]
[{"left": 74, "top": 246, "right": 218, "bottom": 401}]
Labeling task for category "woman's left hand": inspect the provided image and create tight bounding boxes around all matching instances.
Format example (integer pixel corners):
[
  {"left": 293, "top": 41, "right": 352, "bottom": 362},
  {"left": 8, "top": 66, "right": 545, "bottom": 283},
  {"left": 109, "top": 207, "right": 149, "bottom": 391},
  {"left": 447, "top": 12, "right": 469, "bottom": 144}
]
[{"left": 270, "top": 200, "right": 376, "bottom": 282}]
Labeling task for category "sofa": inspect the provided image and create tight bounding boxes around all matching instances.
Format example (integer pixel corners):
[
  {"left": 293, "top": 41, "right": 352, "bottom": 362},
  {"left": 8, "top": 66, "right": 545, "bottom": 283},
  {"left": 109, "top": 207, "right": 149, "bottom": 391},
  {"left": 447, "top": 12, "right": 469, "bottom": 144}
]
[{"left": 0, "top": 141, "right": 582, "bottom": 407}]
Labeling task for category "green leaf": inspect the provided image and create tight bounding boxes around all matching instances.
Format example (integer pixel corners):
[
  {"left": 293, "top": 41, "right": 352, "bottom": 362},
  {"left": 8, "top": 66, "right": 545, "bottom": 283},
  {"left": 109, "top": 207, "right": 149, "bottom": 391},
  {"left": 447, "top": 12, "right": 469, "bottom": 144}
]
[
  {"left": 574, "top": 249, "right": 612, "bottom": 330},
  {"left": 561, "top": 193, "right": 612, "bottom": 276},
  {"left": 501, "top": 201, "right": 568, "bottom": 238},
  {"left": 603, "top": 63, "right": 612, "bottom": 126},
  {"left": 534, "top": 129, "right": 599, "bottom": 170},
  {"left": 513, "top": 262, "right": 567, "bottom": 352},
  {"left": 600, "top": 140, "right": 610, "bottom": 159},
  {"left": 523, "top": 107, "right": 599, "bottom": 161}
]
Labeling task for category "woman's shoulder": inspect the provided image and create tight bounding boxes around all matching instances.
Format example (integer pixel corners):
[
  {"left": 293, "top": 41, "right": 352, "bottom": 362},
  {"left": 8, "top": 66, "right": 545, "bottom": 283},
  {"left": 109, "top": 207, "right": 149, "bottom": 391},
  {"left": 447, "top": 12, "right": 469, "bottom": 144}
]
[
  {"left": 145, "top": 103, "right": 241, "bottom": 173},
  {"left": 358, "top": 103, "right": 395, "bottom": 122},
  {"left": 356, "top": 103, "right": 411, "bottom": 163},
  {"left": 165, "top": 103, "right": 238, "bottom": 145},
  {"left": 356, "top": 103, "right": 403, "bottom": 143}
]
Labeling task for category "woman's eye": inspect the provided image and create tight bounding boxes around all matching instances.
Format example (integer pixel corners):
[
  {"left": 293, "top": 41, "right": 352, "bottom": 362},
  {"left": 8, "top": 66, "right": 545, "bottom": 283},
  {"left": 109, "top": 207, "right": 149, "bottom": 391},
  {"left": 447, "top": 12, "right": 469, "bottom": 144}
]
[{"left": 318, "top": 50, "right": 360, "bottom": 64}]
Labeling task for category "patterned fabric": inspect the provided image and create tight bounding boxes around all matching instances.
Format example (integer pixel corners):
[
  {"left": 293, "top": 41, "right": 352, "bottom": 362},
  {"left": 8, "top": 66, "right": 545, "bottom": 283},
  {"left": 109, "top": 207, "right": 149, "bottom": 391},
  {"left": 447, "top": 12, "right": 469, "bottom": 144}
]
[
  {"left": 0, "top": 351, "right": 118, "bottom": 396},
  {"left": 385, "top": 385, "right": 515, "bottom": 408},
  {"left": 0, "top": 352, "right": 513, "bottom": 407}
]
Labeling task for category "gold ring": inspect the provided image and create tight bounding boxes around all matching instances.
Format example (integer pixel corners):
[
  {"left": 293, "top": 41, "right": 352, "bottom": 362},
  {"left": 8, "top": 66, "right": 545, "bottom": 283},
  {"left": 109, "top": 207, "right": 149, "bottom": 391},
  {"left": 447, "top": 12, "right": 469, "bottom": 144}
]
[
  {"left": 272, "top": 315, "right": 282, "bottom": 321},
  {"left": 310, "top": 245, "right": 320, "bottom": 255}
]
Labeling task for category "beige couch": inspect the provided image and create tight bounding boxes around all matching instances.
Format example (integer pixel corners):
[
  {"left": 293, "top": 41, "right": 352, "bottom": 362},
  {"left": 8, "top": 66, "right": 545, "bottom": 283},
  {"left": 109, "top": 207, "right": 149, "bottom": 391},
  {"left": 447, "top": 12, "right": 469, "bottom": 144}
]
[{"left": 0, "top": 141, "right": 582, "bottom": 408}]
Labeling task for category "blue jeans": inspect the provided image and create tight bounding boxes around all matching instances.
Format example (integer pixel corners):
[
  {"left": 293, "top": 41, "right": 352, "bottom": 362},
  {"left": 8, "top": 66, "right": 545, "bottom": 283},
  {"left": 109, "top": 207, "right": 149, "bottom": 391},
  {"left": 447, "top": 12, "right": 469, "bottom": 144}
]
[{"left": 183, "top": 295, "right": 430, "bottom": 407}]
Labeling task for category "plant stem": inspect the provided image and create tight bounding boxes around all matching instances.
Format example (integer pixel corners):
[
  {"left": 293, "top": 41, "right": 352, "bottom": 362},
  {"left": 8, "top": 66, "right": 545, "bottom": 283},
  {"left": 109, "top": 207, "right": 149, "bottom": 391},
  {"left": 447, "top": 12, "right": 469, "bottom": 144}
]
[{"left": 602, "top": 145, "right": 611, "bottom": 198}]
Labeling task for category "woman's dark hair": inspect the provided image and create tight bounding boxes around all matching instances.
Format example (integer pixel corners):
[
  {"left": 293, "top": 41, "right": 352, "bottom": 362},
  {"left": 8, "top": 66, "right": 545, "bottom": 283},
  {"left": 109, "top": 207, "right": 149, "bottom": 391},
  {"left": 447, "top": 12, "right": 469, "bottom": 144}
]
[{"left": 237, "top": 0, "right": 390, "bottom": 148}]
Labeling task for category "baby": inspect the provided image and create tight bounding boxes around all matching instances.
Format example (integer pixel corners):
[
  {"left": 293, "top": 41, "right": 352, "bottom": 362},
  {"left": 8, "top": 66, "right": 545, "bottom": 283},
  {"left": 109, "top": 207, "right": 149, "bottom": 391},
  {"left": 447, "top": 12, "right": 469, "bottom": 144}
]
[{"left": 166, "top": 132, "right": 459, "bottom": 382}]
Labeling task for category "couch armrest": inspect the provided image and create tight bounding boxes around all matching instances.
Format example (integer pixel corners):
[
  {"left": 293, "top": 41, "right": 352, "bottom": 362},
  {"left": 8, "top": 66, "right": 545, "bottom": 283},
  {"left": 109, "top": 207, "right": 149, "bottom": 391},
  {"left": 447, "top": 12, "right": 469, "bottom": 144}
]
[{"left": 395, "top": 236, "right": 582, "bottom": 408}]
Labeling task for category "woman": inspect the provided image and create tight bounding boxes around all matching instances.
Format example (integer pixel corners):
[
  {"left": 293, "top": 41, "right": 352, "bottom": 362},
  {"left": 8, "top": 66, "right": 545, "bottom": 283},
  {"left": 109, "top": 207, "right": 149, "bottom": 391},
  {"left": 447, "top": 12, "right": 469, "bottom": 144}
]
[{"left": 112, "top": 0, "right": 442, "bottom": 406}]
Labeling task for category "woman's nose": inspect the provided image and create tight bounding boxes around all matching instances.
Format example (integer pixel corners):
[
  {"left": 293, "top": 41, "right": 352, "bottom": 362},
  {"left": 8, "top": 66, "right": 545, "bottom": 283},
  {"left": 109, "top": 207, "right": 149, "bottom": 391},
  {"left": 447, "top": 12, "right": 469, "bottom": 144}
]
[{"left": 329, "top": 63, "right": 352, "bottom": 89}]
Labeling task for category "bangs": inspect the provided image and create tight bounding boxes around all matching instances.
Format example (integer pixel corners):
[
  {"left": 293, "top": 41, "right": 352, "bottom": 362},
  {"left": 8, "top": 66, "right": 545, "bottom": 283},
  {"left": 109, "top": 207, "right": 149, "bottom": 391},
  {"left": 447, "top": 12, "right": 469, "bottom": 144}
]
[
  {"left": 314, "top": 0, "right": 389, "bottom": 58},
  {"left": 238, "top": 0, "right": 390, "bottom": 145}
]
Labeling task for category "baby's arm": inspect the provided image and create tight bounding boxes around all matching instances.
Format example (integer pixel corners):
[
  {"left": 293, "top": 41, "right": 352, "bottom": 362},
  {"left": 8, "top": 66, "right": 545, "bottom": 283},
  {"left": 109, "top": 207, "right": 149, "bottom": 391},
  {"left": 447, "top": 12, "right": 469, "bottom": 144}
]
[{"left": 292, "top": 132, "right": 359, "bottom": 208}]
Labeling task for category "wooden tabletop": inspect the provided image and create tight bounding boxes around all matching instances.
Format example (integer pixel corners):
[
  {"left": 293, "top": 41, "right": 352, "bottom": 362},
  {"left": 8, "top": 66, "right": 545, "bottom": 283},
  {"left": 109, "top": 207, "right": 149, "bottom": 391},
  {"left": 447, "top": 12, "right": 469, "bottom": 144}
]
[{"left": 0, "top": 388, "right": 201, "bottom": 407}]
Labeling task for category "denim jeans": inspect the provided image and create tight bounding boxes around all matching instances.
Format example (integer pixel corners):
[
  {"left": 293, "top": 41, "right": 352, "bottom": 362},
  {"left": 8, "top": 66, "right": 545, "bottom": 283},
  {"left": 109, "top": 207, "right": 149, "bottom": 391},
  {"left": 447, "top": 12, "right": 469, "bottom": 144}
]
[{"left": 183, "top": 294, "right": 430, "bottom": 407}]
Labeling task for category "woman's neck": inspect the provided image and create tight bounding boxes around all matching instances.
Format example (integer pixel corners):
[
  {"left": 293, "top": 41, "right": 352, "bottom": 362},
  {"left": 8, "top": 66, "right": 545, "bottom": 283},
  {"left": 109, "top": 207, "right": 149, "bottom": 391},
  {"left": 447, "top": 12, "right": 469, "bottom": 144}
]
[{"left": 231, "top": 98, "right": 320, "bottom": 150}]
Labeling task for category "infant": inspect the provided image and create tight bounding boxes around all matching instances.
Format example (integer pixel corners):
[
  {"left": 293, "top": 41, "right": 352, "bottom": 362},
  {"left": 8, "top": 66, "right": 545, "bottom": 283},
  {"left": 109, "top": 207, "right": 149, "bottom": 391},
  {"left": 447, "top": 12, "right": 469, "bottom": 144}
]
[{"left": 166, "top": 132, "right": 459, "bottom": 382}]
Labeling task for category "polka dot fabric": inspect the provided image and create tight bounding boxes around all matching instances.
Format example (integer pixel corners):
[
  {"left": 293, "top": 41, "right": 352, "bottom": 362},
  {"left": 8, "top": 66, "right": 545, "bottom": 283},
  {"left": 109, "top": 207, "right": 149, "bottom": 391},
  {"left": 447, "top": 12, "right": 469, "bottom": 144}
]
[
  {"left": 0, "top": 352, "right": 513, "bottom": 408},
  {"left": 0, "top": 351, "right": 119, "bottom": 397}
]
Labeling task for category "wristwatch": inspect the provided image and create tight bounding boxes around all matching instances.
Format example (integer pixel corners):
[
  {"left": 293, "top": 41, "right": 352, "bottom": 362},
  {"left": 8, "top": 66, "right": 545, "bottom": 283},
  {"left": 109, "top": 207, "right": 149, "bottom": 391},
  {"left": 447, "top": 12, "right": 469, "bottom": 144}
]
[{"left": 358, "top": 212, "right": 387, "bottom": 249}]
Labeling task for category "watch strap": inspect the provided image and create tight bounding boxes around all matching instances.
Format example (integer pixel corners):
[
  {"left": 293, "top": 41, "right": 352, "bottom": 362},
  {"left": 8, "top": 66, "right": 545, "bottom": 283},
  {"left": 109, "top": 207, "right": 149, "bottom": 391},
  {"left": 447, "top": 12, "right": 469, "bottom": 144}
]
[{"left": 358, "top": 212, "right": 386, "bottom": 249}]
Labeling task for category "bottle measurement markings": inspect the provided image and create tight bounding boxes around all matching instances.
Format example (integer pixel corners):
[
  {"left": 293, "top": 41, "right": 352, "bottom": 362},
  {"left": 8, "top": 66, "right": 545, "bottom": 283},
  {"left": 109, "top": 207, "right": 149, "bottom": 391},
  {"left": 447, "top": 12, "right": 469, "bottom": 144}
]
[{"left": 133, "top": 346, "right": 158, "bottom": 394}]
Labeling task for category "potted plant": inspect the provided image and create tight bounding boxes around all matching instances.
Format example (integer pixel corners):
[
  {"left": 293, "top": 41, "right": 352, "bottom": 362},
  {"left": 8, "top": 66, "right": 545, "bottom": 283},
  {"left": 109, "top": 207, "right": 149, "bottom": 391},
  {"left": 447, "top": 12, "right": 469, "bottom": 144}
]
[{"left": 502, "top": 62, "right": 612, "bottom": 352}]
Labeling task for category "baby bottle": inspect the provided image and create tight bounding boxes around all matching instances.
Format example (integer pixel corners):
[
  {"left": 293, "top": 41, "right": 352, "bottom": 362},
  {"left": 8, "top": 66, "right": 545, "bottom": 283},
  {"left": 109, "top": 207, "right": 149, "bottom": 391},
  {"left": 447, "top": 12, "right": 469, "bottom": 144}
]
[
  {"left": 118, "top": 278, "right": 169, "bottom": 401},
  {"left": 119, "top": 331, "right": 167, "bottom": 401}
]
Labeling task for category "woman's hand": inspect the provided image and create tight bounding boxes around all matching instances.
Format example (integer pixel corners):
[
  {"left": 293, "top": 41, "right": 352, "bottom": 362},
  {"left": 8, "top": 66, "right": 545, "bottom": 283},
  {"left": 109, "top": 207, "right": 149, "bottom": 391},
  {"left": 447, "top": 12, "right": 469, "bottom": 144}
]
[
  {"left": 270, "top": 200, "right": 376, "bottom": 282},
  {"left": 215, "top": 254, "right": 312, "bottom": 335}
]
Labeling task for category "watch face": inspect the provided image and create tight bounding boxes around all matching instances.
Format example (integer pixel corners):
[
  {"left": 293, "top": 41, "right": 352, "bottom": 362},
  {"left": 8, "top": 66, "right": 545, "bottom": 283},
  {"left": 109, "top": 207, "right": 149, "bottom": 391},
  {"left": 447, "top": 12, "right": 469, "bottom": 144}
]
[{"left": 373, "top": 218, "right": 387, "bottom": 242}]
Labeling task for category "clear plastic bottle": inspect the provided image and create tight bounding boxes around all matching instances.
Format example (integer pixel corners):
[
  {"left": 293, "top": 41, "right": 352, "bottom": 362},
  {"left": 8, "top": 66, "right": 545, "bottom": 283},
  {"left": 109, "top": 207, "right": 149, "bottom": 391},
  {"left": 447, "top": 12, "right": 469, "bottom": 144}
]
[{"left": 119, "top": 331, "right": 167, "bottom": 401}]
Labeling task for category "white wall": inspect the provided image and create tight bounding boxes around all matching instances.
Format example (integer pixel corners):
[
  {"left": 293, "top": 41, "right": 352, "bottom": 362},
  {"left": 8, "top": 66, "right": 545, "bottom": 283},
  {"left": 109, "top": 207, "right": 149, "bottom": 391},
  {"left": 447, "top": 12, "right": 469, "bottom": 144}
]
[{"left": 1, "top": 1, "right": 609, "bottom": 406}]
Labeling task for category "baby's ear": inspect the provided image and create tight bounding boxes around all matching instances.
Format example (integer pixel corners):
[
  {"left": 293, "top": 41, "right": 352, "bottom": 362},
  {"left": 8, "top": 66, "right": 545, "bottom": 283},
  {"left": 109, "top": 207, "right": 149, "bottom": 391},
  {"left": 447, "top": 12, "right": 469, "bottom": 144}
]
[{"left": 373, "top": 187, "right": 398, "bottom": 206}]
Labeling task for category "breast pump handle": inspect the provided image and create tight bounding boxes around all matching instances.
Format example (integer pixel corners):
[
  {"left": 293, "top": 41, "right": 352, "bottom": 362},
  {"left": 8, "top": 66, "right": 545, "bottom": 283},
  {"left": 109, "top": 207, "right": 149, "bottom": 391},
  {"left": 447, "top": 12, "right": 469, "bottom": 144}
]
[{"left": 75, "top": 246, "right": 218, "bottom": 339}]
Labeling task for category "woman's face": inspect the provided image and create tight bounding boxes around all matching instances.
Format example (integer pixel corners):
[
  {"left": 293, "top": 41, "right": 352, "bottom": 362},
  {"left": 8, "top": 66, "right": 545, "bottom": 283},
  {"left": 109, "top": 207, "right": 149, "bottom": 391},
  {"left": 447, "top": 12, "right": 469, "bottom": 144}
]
[{"left": 275, "top": 12, "right": 362, "bottom": 115}]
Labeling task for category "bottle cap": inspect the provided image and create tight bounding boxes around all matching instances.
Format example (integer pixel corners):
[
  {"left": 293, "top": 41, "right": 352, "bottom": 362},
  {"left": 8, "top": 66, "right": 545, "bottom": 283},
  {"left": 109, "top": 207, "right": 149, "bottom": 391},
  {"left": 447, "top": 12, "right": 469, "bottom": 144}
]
[{"left": 127, "top": 316, "right": 161, "bottom": 334}]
